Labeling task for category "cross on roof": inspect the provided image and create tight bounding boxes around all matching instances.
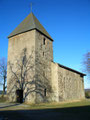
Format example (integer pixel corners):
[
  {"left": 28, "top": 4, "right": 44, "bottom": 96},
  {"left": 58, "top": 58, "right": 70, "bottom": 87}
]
[{"left": 30, "top": 2, "right": 32, "bottom": 12}]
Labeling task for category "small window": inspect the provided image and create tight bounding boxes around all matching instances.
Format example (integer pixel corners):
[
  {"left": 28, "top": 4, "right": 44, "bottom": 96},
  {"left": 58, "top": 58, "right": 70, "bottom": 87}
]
[
  {"left": 43, "top": 52, "right": 44, "bottom": 56},
  {"left": 43, "top": 38, "right": 46, "bottom": 45},
  {"left": 43, "top": 71, "right": 45, "bottom": 76},
  {"left": 44, "top": 88, "right": 46, "bottom": 97}
]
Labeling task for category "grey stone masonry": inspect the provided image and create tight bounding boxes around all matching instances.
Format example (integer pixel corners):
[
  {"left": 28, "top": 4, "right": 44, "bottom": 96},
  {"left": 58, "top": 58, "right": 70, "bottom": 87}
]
[
  {"left": 7, "top": 12, "right": 85, "bottom": 103},
  {"left": 51, "top": 62, "right": 85, "bottom": 102}
]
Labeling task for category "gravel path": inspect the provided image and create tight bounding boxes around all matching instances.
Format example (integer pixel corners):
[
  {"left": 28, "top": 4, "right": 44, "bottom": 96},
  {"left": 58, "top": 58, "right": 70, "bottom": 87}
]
[{"left": 0, "top": 103, "right": 29, "bottom": 110}]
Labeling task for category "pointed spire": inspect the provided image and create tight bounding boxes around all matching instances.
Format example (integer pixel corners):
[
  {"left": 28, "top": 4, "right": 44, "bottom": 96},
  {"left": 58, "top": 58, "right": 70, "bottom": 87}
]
[
  {"left": 8, "top": 13, "right": 53, "bottom": 41},
  {"left": 30, "top": 3, "right": 32, "bottom": 13}
]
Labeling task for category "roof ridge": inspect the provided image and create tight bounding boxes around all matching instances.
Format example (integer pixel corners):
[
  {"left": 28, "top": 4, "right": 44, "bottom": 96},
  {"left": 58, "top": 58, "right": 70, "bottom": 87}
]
[
  {"left": 30, "top": 12, "right": 36, "bottom": 28},
  {"left": 8, "top": 12, "right": 53, "bottom": 40},
  {"left": 32, "top": 13, "right": 53, "bottom": 40},
  {"left": 57, "top": 63, "right": 86, "bottom": 76}
]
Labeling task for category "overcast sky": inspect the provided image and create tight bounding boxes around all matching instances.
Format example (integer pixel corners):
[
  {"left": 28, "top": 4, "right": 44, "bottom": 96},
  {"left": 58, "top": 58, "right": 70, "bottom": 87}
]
[{"left": 0, "top": 0, "right": 90, "bottom": 89}]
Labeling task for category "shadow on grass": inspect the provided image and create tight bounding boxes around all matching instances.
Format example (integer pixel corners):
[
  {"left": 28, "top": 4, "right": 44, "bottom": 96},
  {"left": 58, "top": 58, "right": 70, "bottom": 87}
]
[
  {"left": 0, "top": 105, "right": 90, "bottom": 120},
  {"left": 0, "top": 103, "right": 21, "bottom": 109}
]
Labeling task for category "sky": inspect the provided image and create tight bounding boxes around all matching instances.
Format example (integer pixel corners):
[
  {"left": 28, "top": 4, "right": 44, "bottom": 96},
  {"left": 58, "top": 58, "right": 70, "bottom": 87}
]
[{"left": 0, "top": 0, "right": 90, "bottom": 89}]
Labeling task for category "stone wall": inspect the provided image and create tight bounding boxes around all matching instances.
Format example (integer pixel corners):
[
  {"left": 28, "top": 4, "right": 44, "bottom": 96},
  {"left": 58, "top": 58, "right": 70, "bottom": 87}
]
[
  {"left": 51, "top": 62, "right": 59, "bottom": 102},
  {"left": 51, "top": 62, "right": 85, "bottom": 102},
  {"left": 7, "top": 29, "right": 85, "bottom": 103},
  {"left": 7, "top": 29, "right": 54, "bottom": 103},
  {"left": 35, "top": 30, "right": 53, "bottom": 103},
  {"left": 7, "top": 30, "right": 36, "bottom": 103}
]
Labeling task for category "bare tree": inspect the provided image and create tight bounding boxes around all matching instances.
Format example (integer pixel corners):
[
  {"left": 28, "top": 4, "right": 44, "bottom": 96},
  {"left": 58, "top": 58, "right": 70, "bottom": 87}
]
[
  {"left": 0, "top": 58, "right": 7, "bottom": 95},
  {"left": 83, "top": 52, "right": 90, "bottom": 77},
  {"left": 8, "top": 48, "right": 35, "bottom": 97},
  {"left": 8, "top": 48, "right": 51, "bottom": 103}
]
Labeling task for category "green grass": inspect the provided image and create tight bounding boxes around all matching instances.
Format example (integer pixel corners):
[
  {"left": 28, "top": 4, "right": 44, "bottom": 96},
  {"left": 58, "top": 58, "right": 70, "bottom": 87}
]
[
  {"left": 0, "top": 99, "right": 90, "bottom": 120},
  {"left": 0, "top": 99, "right": 90, "bottom": 110},
  {"left": 27, "top": 99, "right": 90, "bottom": 110},
  {"left": 0, "top": 96, "right": 7, "bottom": 103}
]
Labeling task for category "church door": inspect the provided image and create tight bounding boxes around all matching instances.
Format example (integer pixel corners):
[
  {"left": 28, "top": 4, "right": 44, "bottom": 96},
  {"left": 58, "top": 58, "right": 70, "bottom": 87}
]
[{"left": 16, "top": 89, "right": 23, "bottom": 103}]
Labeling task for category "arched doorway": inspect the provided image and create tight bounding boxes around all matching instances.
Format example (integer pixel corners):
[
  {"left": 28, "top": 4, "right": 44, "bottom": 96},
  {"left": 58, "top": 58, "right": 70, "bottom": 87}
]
[{"left": 16, "top": 89, "right": 23, "bottom": 103}]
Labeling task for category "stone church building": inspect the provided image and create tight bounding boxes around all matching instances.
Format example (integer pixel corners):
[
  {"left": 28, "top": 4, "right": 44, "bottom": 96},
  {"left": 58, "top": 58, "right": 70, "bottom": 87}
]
[{"left": 7, "top": 12, "right": 85, "bottom": 103}]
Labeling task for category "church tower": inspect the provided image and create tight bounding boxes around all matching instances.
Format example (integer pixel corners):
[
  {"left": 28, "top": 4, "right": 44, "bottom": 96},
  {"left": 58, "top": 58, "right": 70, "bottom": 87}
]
[{"left": 7, "top": 13, "right": 53, "bottom": 103}]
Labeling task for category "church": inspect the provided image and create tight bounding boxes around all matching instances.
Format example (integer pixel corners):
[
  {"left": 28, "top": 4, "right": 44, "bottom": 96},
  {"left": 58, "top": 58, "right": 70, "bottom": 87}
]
[{"left": 7, "top": 12, "right": 85, "bottom": 103}]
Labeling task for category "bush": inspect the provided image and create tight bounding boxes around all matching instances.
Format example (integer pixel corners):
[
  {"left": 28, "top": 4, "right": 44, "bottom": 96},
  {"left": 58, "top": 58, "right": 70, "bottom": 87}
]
[
  {"left": 0, "top": 95, "right": 7, "bottom": 102},
  {"left": 85, "top": 91, "right": 90, "bottom": 98}
]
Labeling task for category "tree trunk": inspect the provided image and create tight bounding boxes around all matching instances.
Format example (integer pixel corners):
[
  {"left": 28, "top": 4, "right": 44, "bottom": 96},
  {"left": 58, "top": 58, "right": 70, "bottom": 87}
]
[{"left": 2, "top": 76, "right": 6, "bottom": 96}]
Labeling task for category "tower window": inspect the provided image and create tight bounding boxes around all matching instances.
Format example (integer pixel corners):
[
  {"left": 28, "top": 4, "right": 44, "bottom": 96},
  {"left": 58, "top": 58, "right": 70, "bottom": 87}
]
[
  {"left": 44, "top": 88, "right": 46, "bottom": 97},
  {"left": 43, "top": 71, "right": 45, "bottom": 76},
  {"left": 43, "top": 52, "right": 44, "bottom": 56},
  {"left": 43, "top": 38, "right": 46, "bottom": 45}
]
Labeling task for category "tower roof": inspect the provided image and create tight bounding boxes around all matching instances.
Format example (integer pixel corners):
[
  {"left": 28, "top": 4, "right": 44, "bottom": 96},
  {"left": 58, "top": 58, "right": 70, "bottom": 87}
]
[{"left": 8, "top": 12, "right": 53, "bottom": 40}]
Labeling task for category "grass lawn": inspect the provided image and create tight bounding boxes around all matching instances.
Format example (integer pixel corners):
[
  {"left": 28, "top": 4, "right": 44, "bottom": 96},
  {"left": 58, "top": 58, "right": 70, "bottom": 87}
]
[
  {"left": 0, "top": 99, "right": 90, "bottom": 120},
  {"left": 27, "top": 99, "right": 90, "bottom": 110},
  {"left": 0, "top": 98, "right": 90, "bottom": 110},
  {"left": 0, "top": 96, "right": 7, "bottom": 103}
]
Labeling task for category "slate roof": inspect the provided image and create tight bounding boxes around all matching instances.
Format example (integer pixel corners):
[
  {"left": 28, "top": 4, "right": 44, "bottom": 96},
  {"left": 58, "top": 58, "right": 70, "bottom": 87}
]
[
  {"left": 8, "top": 12, "right": 53, "bottom": 40},
  {"left": 57, "top": 63, "right": 86, "bottom": 76}
]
